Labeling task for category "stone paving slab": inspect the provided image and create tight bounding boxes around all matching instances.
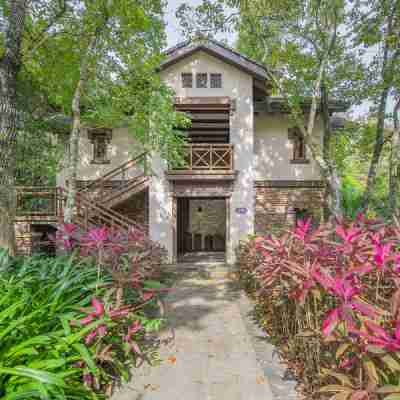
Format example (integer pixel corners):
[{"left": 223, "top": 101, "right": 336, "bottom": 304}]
[{"left": 112, "top": 267, "right": 298, "bottom": 400}]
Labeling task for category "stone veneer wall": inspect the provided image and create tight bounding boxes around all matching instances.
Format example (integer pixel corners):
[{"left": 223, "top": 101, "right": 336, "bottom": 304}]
[
  {"left": 254, "top": 181, "right": 325, "bottom": 235},
  {"left": 189, "top": 199, "right": 226, "bottom": 237},
  {"left": 15, "top": 221, "right": 33, "bottom": 255}
]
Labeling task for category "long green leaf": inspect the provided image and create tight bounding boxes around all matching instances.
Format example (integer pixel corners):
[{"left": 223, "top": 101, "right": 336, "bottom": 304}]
[
  {"left": 27, "top": 359, "right": 67, "bottom": 370},
  {"left": 72, "top": 344, "right": 98, "bottom": 376},
  {"left": 0, "top": 310, "right": 40, "bottom": 341},
  {"left": 5, "top": 336, "right": 53, "bottom": 358},
  {"left": 0, "top": 366, "right": 66, "bottom": 387},
  {"left": 0, "top": 301, "right": 24, "bottom": 324}
]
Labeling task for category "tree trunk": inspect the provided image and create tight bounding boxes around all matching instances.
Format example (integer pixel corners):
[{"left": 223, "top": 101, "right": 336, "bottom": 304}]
[
  {"left": 389, "top": 98, "right": 400, "bottom": 216},
  {"left": 361, "top": 85, "right": 391, "bottom": 210},
  {"left": 0, "top": 0, "right": 28, "bottom": 254},
  {"left": 63, "top": 28, "right": 104, "bottom": 223},
  {"left": 299, "top": 58, "right": 343, "bottom": 220},
  {"left": 321, "top": 82, "right": 342, "bottom": 221},
  {"left": 63, "top": 81, "right": 83, "bottom": 223},
  {"left": 361, "top": 4, "right": 398, "bottom": 210}
]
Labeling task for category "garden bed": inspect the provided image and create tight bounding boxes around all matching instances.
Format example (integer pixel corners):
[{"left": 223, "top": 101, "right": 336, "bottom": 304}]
[
  {"left": 237, "top": 216, "right": 400, "bottom": 400},
  {"left": 0, "top": 224, "right": 171, "bottom": 399}
]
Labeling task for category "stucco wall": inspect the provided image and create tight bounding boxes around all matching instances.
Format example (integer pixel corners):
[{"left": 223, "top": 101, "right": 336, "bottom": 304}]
[
  {"left": 254, "top": 113, "right": 322, "bottom": 181},
  {"left": 55, "top": 49, "right": 324, "bottom": 264},
  {"left": 57, "top": 127, "right": 144, "bottom": 187},
  {"left": 158, "top": 50, "right": 255, "bottom": 263}
]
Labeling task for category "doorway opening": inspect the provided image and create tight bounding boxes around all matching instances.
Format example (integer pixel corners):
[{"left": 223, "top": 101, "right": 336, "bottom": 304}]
[
  {"left": 177, "top": 197, "right": 227, "bottom": 260},
  {"left": 31, "top": 224, "right": 57, "bottom": 256}
]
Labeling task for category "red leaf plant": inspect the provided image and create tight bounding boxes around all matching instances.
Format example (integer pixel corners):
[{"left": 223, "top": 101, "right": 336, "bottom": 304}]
[
  {"left": 72, "top": 296, "right": 147, "bottom": 389},
  {"left": 52, "top": 223, "right": 168, "bottom": 394},
  {"left": 238, "top": 215, "right": 400, "bottom": 399}
]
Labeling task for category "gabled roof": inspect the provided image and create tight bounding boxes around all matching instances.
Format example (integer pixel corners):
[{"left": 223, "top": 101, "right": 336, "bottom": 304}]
[{"left": 160, "top": 38, "right": 269, "bottom": 82}]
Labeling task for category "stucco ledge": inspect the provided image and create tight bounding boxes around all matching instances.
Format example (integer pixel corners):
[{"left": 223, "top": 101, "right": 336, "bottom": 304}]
[{"left": 165, "top": 170, "right": 238, "bottom": 181}]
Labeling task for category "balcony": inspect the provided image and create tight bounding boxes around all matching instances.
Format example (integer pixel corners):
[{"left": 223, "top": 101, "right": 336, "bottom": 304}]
[{"left": 167, "top": 143, "right": 237, "bottom": 181}]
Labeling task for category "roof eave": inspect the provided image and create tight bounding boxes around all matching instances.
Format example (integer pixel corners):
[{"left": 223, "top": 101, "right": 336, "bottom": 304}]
[
  {"left": 255, "top": 98, "right": 350, "bottom": 114},
  {"left": 160, "top": 42, "right": 269, "bottom": 82}
]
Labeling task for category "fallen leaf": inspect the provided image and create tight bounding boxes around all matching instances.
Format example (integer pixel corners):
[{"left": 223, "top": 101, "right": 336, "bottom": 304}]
[
  {"left": 256, "top": 376, "right": 265, "bottom": 384},
  {"left": 144, "top": 383, "right": 160, "bottom": 391},
  {"left": 167, "top": 355, "right": 177, "bottom": 364}
]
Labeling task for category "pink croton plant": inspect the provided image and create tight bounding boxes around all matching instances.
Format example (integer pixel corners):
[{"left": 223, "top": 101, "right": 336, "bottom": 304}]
[
  {"left": 293, "top": 217, "right": 313, "bottom": 243},
  {"left": 353, "top": 320, "right": 400, "bottom": 352},
  {"left": 74, "top": 297, "right": 142, "bottom": 349},
  {"left": 312, "top": 268, "right": 380, "bottom": 336}
]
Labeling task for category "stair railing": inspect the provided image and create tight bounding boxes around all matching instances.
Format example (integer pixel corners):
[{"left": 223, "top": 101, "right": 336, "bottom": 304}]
[
  {"left": 78, "top": 152, "right": 148, "bottom": 203},
  {"left": 58, "top": 188, "right": 147, "bottom": 233}
]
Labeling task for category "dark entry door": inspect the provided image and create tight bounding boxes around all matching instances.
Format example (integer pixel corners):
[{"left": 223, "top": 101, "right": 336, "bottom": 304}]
[{"left": 177, "top": 198, "right": 190, "bottom": 254}]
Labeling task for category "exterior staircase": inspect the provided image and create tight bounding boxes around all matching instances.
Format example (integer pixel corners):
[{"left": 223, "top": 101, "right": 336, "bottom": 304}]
[
  {"left": 15, "top": 153, "right": 150, "bottom": 253},
  {"left": 78, "top": 152, "right": 149, "bottom": 208}
]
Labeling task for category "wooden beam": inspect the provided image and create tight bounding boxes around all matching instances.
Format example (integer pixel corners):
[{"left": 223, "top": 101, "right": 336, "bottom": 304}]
[
  {"left": 190, "top": 122, "right": 230, "bottom": 129},
  {"left": 187, "top": 130, "right": 229, "bottom": 136},
  {"left": 174, "top": 96, "right": 231, "bottom": 105},
  {"left": 186, "top": 113, "right": 230, "bottom": 121}
]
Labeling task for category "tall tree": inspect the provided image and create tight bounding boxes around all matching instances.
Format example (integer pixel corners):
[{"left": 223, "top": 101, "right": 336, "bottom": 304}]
[
  {"left": 0, "top": 0, "right": 69, "bottom": 253},
  {"left": 354, "top": 0, "right": 400, "bottom": 210},
  {"left": 0, "top": 0, "right": 189, "bottom": 249},
  {"left": 389, "top": 97, "right": 400, "bottom": 215},
  {"left": 177, "top": 0, "right": 363, "bottom": 219},
  {"left": 25, "top": 0, "right": 189, "bottom": 223},
  {"left": 0, "top": 0, "right": 28, "bottom": 255}
]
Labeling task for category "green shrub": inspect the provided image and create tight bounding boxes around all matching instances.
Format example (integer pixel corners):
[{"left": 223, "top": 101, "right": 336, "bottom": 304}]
[
  {"left": 0, "top": 248, "right": 165, "bottom": 399},
  {"left": 341, "top": 175, "right": 363, "bottom": 219},
  {"left": 0, "top": 252, "right": 107, "bottom": 399}
]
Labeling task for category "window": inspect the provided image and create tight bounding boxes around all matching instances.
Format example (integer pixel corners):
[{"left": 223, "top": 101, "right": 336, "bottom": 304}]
[
  {"left": 93, "top": 136, "right": 108, "bottom": 163},
  {"left": 196, "top": 73, "right": 208, "bottom": 88},
  {"left": 88, "top": 129, "right": 112, "bottom": 164},
  {"left": 182, "top": 73, "right": 193, "bottom": 88},
  {"left": 210, "top": 73, "right": 222, "bottom": 88},
  {"left": 288, "top": 128, "right": 308, "bottom": 163}
]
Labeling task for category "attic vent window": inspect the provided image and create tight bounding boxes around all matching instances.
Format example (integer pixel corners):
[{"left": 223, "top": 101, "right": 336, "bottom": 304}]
[
  {"left": 210, "top": 73, "right": 222, "bottom": 88},
  {"left": 182, "top": 73, "right": 193, "bottom": 88},
  {"left": 196, "top": 73, "right": 208, "bottom": 88}
]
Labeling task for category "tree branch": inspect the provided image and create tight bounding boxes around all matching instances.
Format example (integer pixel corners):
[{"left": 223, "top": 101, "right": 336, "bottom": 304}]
[{"left": 23, "top": 0, "right": 68, "bottom": 60}]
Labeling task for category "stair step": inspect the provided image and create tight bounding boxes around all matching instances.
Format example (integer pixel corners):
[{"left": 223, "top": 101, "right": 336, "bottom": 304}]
[{"left": 164, "top": 262, "right": 238, "bottom": 280}]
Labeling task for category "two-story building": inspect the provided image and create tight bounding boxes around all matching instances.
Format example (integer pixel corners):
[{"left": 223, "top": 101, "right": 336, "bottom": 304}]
[{"left": 17, "top": 38, "right": 348, "bottom": 262}]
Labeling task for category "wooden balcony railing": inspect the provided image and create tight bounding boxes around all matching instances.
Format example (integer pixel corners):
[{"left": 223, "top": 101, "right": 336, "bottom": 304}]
[
  {"left": 174, "top": 144, "right": 234, "bottom": 171},
  {"left": 16, "top": 187, "right": 63, "bottom": 219}
]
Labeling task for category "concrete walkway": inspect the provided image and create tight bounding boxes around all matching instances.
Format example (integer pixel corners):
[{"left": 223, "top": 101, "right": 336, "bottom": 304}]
[{"left": 112, "top": 263, "right": 297, "bottom": 400}]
